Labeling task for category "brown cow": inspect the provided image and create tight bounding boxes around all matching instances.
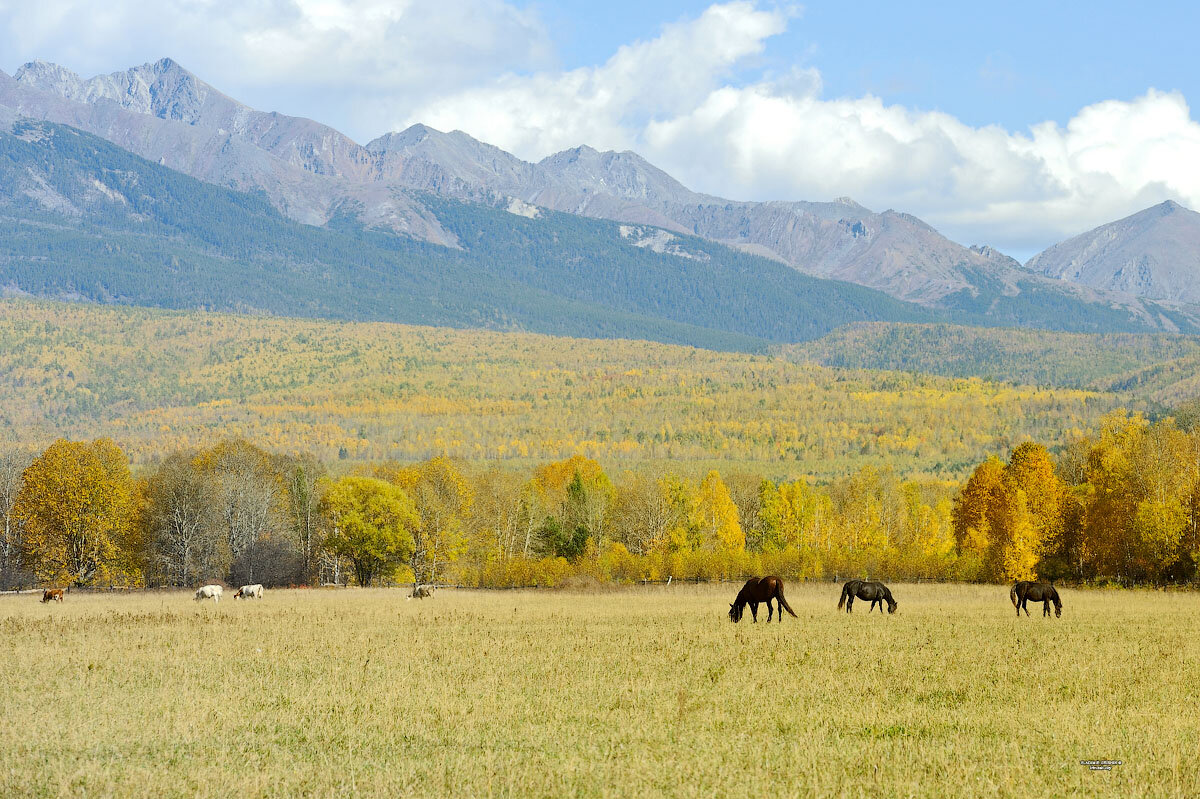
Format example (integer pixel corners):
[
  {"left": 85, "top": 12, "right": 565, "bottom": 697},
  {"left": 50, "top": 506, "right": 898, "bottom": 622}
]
[{"left": 41, "top": 588, "right": 65, "bottom": 603}]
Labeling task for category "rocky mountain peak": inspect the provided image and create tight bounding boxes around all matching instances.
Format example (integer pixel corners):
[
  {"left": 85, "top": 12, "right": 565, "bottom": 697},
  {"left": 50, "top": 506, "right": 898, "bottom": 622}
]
[
  {"left": 14, "top": 60, "right": 84, "bottom": 95},
  {"left": 366, "top": 123, "right": 441, "bottom": 152},
  {"left": 539, "top": 144, "right": 600, "bottom": 168},
  {"left": 537, "top": 144, "right": 694, "bottom": 204},
  {"left": 970, "top": 245, "right": 1023, "bottom": 270},
  {"left": 13, "top": 57, "right": 225, "bottom": 125},
  {"left": 1026, "top": 201, "right": 1200, "bottom": 303}
]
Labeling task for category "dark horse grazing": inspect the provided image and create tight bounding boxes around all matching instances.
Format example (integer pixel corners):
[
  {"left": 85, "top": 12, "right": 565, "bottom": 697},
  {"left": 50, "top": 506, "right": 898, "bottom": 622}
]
[
  {"left": 837, "top": 580, "right": 897, "bottom": 614},
  {"left": 1010, "top": 581, "right": 1062, "bottom": 618},
  {"left": 729, "top": 576, "right": 797, "bottom": 623}
]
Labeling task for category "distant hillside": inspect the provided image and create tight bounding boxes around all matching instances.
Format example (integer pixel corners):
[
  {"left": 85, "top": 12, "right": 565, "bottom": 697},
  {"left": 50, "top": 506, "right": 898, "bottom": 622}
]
[
  {"left": 0, "top": 299, "right": 1125, "bottom": 479},
  {"left": 790, "top": 323, "right": 1200, "bottom": 389},
  {"left": 1091, "top": 352, "right": 1200, "bottom": 406},
  {"left": 1027, "top": 201, "right": 1200, "bottom": 304},
  {"left": 0, "top": 118, "right": 951, "bottom": 350}
]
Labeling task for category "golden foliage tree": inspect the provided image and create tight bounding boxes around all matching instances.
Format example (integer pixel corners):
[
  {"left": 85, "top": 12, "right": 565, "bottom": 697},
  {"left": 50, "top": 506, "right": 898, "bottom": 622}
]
[
  {"left": 661, "top": 474, "right": 700, "bottom": 553},
  {"left": 1070, "top": 412, "right": 1198, "bottom": 582},
  {"left": 953, "top": 457, "right": 1007, "bottom": 580},
  {"left": 758, "top": 478, "right": 829, "bottom": 554},
  {"left": 531, "top": 455, "right": 616, "bottom": 550},
  {"left": 15, "top": 438, "right": 138, "bottom": 585},
  {"left": 320, "top": 476, "right": 417, "bottom": 587},
  {"left": 696, "top": 471, "right": 744, "bottom": 552},
  {"left": 997, "top": 488, "right": 1039, "bottom": 582},
  {"left": 393, "top": 456, "right": 474, "bottom": 584}
]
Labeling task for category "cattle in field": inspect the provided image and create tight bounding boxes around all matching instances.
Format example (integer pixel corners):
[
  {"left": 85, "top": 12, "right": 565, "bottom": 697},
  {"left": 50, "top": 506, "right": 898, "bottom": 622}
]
[
  {"left": 234, "top": 584, "right": 264, "bottom": 600},
  {"left": 194, "top": 584, "right": 223, "bottom": 603},
  {"left": 41, "top": 588, "right": 65, "bottom": 603},
  {"left": 410, "top": 585, "right": 433, "bottom": 599}
]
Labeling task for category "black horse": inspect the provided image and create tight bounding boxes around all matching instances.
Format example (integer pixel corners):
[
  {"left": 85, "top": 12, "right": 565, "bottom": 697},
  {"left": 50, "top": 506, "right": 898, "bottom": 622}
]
[
  {"left": 729, "top": 576, "right": 797, "bottom": 623},
  {"left": 837, "top": 580, "right": 897, "bottom": 614},
  {"left": 1010, "top": 581, "right": 1062, "bottom": 618}
]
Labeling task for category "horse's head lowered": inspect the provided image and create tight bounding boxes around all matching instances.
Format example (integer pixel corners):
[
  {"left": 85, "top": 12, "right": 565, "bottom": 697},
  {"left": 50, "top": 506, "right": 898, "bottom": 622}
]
[
  {"left": 886, "top": 597, "right": 898, "bottom": 614},
  {"left": 1053, "top": 598, "right": 1062, "bottom": 618},
  {"left": 729, "top": 602, "right": 743, "bottom": 623}
]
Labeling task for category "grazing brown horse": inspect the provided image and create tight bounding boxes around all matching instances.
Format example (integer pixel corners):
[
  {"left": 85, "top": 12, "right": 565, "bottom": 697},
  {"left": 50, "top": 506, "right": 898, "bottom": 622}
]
[
  {"left": 729, "top": 576, "right": 797, "bottom": 623},
  {"left": 837, "top": 580, "right": 897, "bottom": 614},
  {"left": 1011, "top": 581, "right": 1061, "bottom": 618},
  {"left": 41, "top": 588, "right": 64, "bottom": 603}
]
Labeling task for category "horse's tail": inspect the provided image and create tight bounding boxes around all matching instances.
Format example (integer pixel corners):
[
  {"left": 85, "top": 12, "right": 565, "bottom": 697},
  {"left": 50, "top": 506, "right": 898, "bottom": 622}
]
[
  {"left": 777, "top": 585, "right": 798, "bottom": 618},
  {"left": 837, "top": 584, "right": 848, "bottom": 610},
  {"left": 1010, "top": 584, "right": 1019, "bottom": 607}
]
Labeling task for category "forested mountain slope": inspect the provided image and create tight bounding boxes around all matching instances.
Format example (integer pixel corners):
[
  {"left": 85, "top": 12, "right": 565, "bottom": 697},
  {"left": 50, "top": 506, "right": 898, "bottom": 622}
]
[
  {"left": 0, "top": 119, "right": 956, "bottom": 350},
  {"left": 792, "top": 323, "right": 1200, "bottom": 389}
]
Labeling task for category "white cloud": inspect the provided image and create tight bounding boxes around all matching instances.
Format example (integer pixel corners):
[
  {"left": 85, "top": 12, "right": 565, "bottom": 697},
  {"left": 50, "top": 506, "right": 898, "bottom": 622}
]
[
  {"left": 0, "top": 0, "right": 553, "bottom": 141},
  {"left": 407, "top": 2, "right": 1200, "bottom": 256},
  {"left": 4, "top": 0, "right": 1199, "bottom": 254},
  {"left": 411, "top": 1, "right": 792, "bottom": 158},
  {"left": 646, "top": 81, "right": 1200, "bottom": 253}
]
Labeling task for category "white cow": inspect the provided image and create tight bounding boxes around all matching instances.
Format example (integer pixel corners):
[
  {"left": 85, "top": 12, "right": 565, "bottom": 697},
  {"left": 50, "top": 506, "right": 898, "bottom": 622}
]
[
  {"left": 234, "top": 584, "right": 264, "bottom": 600},
  {"left": 194, "top": 584, "right": 223, "bottom": 603}
]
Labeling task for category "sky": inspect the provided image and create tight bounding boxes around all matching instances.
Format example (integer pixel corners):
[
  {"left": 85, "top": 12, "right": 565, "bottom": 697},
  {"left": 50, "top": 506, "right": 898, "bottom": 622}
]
[{"left": 2, "top": 0, "right": 1199, "bottom": 258}]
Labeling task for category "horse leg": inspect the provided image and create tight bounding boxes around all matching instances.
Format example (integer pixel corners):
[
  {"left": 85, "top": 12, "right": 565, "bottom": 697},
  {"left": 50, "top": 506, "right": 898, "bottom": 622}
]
[
  {"left": 750, "top": 602, "right": 759, "bottom": 623},
  {"left": 1043, "top": 599, "right": 1050, "bottom": 617},
  {"left": 846, "top": 596, "right": 853, "bottom": 614},
  {"left": 767, "top": 598, "right": 775, "bottom": 622},
  {"left": 1022, "top": 598, "right": 1030, "bottom": 617}
]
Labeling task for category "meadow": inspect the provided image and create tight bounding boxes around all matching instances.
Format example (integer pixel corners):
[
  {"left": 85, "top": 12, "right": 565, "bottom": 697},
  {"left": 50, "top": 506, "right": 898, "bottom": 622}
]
[{"left": 2, "top": 583, "right": 1196, "bottom": 798}]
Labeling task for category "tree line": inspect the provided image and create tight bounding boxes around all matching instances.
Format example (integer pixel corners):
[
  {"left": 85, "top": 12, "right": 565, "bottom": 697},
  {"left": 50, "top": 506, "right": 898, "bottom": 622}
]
[
  {"left": 2, "top": 410, "right": 1198, "bottom": 591},
  {"left": 955, "top": 410, "right": 1200, "bottom": 585}
]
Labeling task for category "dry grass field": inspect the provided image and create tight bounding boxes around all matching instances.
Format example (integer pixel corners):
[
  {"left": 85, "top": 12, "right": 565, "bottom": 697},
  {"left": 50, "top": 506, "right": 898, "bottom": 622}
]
[{"left": 2, "top": 583, "right": 1197, "bottom": 798}]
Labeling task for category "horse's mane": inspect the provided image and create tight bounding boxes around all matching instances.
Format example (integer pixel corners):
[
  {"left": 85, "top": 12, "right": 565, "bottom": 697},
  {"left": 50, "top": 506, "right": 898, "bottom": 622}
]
[{"left": 732, "top": 579, "right": 756, "bottom": 607}]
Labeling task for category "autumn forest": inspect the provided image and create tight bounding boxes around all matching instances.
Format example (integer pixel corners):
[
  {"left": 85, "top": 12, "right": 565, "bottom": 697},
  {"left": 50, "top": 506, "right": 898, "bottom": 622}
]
[{"left": 3, "top": 299, "right": 1200, "bottom": 590}]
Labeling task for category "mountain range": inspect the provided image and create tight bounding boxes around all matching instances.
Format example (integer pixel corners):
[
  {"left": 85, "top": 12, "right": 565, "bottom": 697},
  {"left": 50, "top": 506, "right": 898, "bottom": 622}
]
[
  {"left": 2, "top": 57, "right": 1199, "bottom": 345},
  {"left": 0, "top": 115, "right": 951, "bottom": 351}
]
